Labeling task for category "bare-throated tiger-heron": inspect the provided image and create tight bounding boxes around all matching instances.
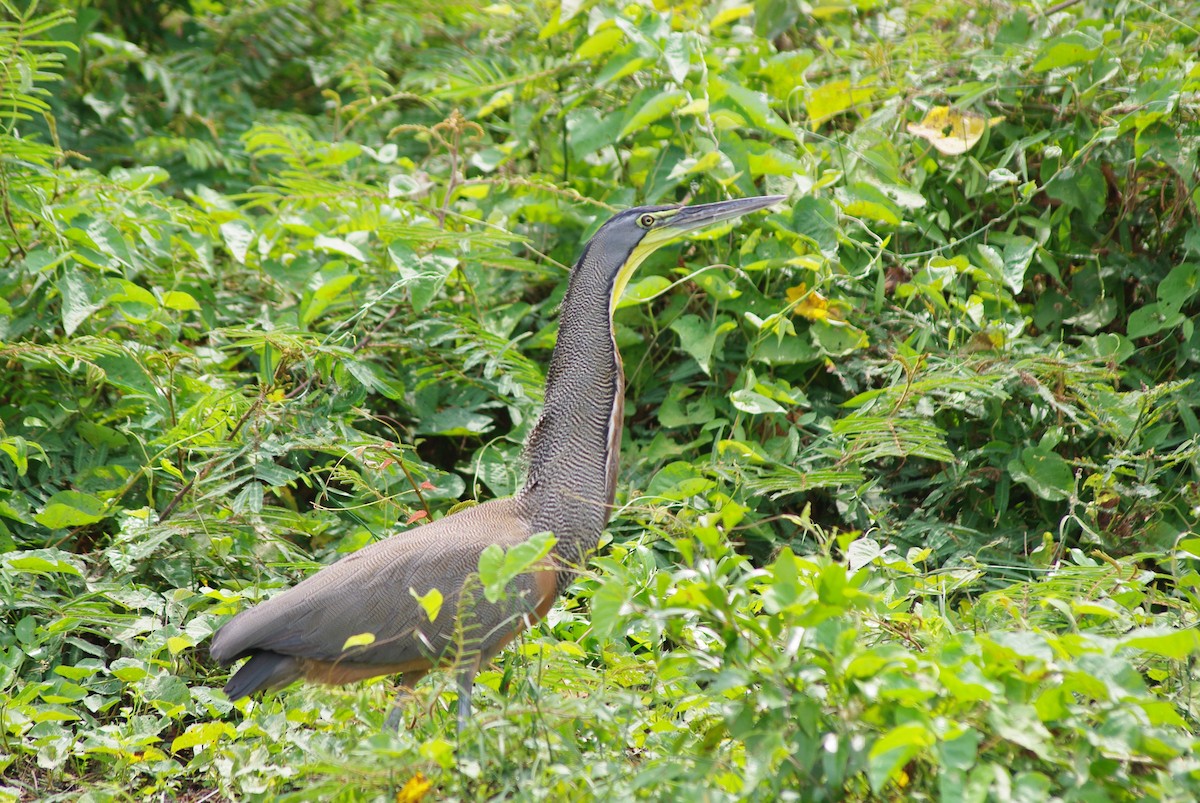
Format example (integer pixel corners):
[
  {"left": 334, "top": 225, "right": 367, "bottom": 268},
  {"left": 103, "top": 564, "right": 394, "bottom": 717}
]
[{"left": 208, "top": 194, "right": 786, "bottom": 730}]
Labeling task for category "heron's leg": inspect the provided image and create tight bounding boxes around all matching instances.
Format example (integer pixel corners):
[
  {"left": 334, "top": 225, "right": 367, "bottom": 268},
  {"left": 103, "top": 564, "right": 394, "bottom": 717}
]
[
  {"left": 385, "top": 670, "right": 427, "bottom": 732},
  {"left": 455, "top": 651, "right": 484, "bottom": 734},
  {"left": 456, "top": 666, "right": 475, "bottom": 734},
  {"left": 384, "top": 700, "right": 404, "bottom": 731}
]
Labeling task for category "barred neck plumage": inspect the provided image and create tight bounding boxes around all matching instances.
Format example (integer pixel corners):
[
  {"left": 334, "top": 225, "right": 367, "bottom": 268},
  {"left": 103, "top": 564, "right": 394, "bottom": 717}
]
[
  {"left": 516, "top": 238, "right": 627, "bottom": 561},
  {"left": 512, "top": 196, "right": 784, "bottom": 571}
]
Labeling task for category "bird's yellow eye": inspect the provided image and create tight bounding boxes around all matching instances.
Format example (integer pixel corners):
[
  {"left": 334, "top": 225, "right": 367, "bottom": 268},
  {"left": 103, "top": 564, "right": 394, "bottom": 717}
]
[{"left": 638, "top": 214, "right": 655, "bottom": 228}]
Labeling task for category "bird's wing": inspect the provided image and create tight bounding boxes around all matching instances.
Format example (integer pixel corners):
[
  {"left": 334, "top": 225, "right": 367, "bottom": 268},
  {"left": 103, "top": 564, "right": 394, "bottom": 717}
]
[{"left": 210, "top": 498, "right": 552, "bottom": 669}]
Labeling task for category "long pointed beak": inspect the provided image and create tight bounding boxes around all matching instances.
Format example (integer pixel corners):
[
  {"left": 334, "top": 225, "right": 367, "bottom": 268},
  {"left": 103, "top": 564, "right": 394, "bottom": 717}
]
[
  {"left": 611, "top": 194, "right": 787, "bottom": 314},
  {"left": 664, "top": 194, "right": 787, "bottom": 235}
]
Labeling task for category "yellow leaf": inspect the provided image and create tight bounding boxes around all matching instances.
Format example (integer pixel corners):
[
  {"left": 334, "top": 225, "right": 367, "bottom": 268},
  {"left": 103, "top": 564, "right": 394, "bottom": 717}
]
[
  {"left": 812, "top": 0, "right": 854, "bottom": 19},
  {"left": 906, "top": 106, "right": 997, "bottom": 155},
  {"left": 806, "top": 78, "right": 876, "bottom": 129},
  {"left": 409, "top": 587, "right": 444, "bottom": 622},
  {"left": 709, "top": 108, "right": 746, "bottom": 130},
  {"left": 397, "top": 772, "right": 433, "bottom": 803},
  {"left": 341, "top": 631, "right": 376, "bottom": 651},
  {"left": 159, "top": 458, "right": 185, "bottom": 480},
  {"left": 711, "top": 5, "right": 753, "bottom": 28},
  {"left": 166, "top": 636, "right": 192, "bottom": 656},
  {"left": 479, "top": 89, "right": 513, "bottom": 117},
  {"left": 786, "top": 283, "right": 830, "bottom": 321},
  {"left": 161, "top": 290, "right": 200, "bottom": 311},
  {"left": 575, "top": 26, "right": 622, "bottom": 61},
  {"left": 841, "top": 199, "right": 900, "bottom": 225},
  {"left": 170, "top": 721, "right": 234, "bottom": 753}
]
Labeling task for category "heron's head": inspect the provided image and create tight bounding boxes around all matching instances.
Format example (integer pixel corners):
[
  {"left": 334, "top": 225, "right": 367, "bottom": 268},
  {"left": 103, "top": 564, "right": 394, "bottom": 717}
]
[{"left": 584, "top": 195, "right": 787, "bottom": 313}]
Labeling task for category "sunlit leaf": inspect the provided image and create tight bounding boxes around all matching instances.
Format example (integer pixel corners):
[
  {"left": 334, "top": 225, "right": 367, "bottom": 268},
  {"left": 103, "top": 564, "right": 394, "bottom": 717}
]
[
  {"left": 409, "top": 587, "right": 444, "bottom": 623},
  {"left": 906, "top": 106, "right": 1000, "bottom": 155},
  {"left": 34, "top": 491, "right": 107, "bottom": 529},
  {"left": 478, "top": 531, "right": 556, "bottom": 604},
  {"left": 171, "top": 722, "right": 235, "bottom": 753},
  {"left": 341, "top": 632, "right": 377, "bottom": 651},
  {"left": 806, "top": 78, "right": 876, "bottom": 129},
  {"left": 619, "top": 89, "right": 686, "bottom": 139}
]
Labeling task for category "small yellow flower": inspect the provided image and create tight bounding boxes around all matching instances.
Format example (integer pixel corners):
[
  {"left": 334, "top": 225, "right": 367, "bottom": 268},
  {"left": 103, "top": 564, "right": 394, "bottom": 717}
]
[
  {"left": 397, "top": 772, "right": 433, "bottom": 803},
  {"left": 786, "top": 283, "right": 830, "bottom": 321}
]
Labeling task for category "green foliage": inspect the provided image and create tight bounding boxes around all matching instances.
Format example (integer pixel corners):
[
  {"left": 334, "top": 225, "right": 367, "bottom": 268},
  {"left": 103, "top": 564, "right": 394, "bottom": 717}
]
[
  {"left": 478, "top": 530, "right": 556, "bottom": 604},
  {"left": 2, "top": 0, "right": 1199, "bottom": 799}
]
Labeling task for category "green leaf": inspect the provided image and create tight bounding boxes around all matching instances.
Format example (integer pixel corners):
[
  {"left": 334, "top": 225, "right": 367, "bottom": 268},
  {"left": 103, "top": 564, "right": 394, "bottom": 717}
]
[
  {"left": 219, "top": 221, "right": 253, "bottom": 265},
  {"left": 751, "top": 330, "right": 820, "bottom": 365},
  {"left": 761, "top": 547, "right": 803, "bottom": 612},
  {"left": 1032, "top": 34, "right": 1100, "bottom": 72},
  {"left": 936, "top": 727, "right": 982, "bottom": 771},
  {"left": 574, "top": 26, "right": 623, "bottom": 60},
  {"left": 477, "top": 531, "right": 556, "bottom": 604},
  {"left": 646, "top": 461, "right": 716, "bottom": 501},
  {"left": 303, "top": 274, "right": 358, "bottom": 325},
  {"left": 160, "top": 290, "right": 200, "bottom": 311},
  {"left": 418, "top": 408, "right": 493, "bottom": 437},
  {"left": 846, "top": 537, "right": 890, "bottom": 572},
  {"left": 85, "top": 219, "right": 136, "bottom": 268},
  {"left": 616, "top": 275, "right": 671, "bottom": 309},
  {"left": 1127, "top": 302, "right": 1185, "bottom": 339},
  {"left": 0, "top": 436, "right": 29, "bottom": 476},
  {"left": 34, "top": 491, "right": 108, "bottom": 529},
  {"left": 712, "top": 75, "right": 798, "bottom": 140},
  {"left": 662, "top": 32, "right": 691, "bottom": 84},
  {"left": 787, "top": 195, "right": 835, "bottom": 252},
  {"left": 988, "top": 703, "right": 1055, "bottom": 761},
  {"left": 1122, "top": 628, "right": 1200, "bottom": 659},
  {"left": 1045, "top": 162, "right": 1106, "bottom": 225},
  {"left": 867, "top": 723, "right": 935, "bottom": 792},
  {"left": 58, "top": 266, "right": 107, "bottom": 336},
  {"left": 342, "top": 358, "right": 405, "bottom": 400},
  {"left": 812, "top": 321, "right": 868, "bottom": 356},
  {"left": 166, "top": 636, "right": 192, "bottom": 655},
  {"left": 840, "top": 183, "right": 901, "bottom": 225},
  {"left": 755, "top": 0, "right": 800, "bottom": 39},
  {"left": 805, "top": 78, "right": 875, "bottom": 129},
  {"left": 999, "top": 234, "right": 1036, "bottom": 295},
  {"left": 1008, "top": 447, "right": 1074, "bottom": 501},
  {"left": 110, "top": 658, "right": 149, "bottom": 683},
  {"left": 5, "top": 550, "right": 83, "bottom": 576},
  {"left": 231, "top": 481, "right": 264, "bottom": 514},
  {"left": 690, "top": 269, "right": 741, "bottom": 301},
  {"left": 669, "top": 314, "right": 737, "bottom": 375},
  {"left": 1158, "top": 262, "right": 1199, "bottom": 309},
  {"left": 171, "top": 722, "right": 235, "bottom": 753},
  {"left": 589, "top": 576, "right": 627, "bottom": 640},
  {"left": 729, "top": 388, "right": 786, "bottom": 415},
  {"left": 110, "top": 165, "right": 169, "bottom": 189},
  {"left": 389, "top": 245, "right": 458, "bottom": 312},
  {"left": 420, "top": 738, "right": 456, "bottom": 770},
  {"left": 567, "top": 107, "right": 625, "bottom": 157},
  {"left": 619, "top": 89, "right": 686, "bottom": 139},
  {"left": 314, "top": 235, "right": 366, "bottom": 262}
]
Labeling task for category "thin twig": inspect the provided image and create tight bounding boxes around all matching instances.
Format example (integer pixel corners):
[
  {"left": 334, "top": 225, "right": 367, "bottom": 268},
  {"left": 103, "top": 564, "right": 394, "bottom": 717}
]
[{"left": 1038, "top": 0, "right": 1083, "bottom": 18}]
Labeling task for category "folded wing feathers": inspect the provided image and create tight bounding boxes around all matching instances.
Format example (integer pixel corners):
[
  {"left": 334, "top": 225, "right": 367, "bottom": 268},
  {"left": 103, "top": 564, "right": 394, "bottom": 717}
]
[{"left": 210, "top": 498, "right": 538, "bottom": 673}]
